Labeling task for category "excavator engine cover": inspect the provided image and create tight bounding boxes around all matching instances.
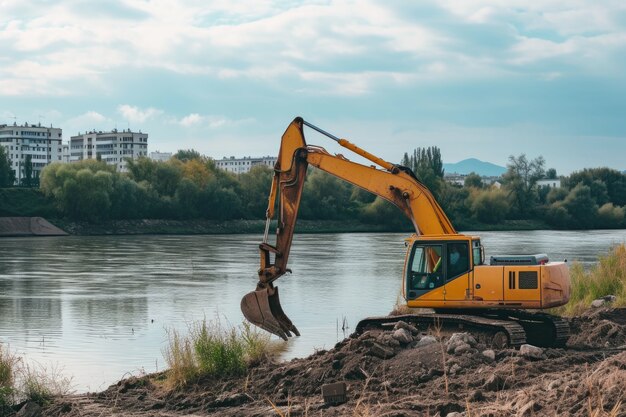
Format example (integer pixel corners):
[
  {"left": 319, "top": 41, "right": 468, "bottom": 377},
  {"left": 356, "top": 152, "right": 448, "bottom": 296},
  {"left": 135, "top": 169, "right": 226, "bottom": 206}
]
[{"left": 240, "top": 286, "right": 300, "bottom": 341}]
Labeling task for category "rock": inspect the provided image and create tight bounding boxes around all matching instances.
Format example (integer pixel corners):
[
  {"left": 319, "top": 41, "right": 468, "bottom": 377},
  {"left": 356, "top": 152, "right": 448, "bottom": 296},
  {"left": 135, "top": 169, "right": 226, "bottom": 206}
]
[
  {"left": 454, "top": 342, "right": 472, "bottom": 355},
  {"left": 602, "top": 295, "right": 617, "bottom": 302},
  {"left": 482, "top": 349, "right": 496, "bottom": 361},
  {"left": 446, "top": 412, "right": 464, "bottom": 417},
  {"left": 380, "top": 334, "right": 400, "bottom": 347},
  {"left": 416, "top": 335, "right": 437, "bottom": 347},
  {"left": 16, "top": 402, "right": 42, "bottom": 417},
  {"left": 209, "top": 393, "right": 251, "bottom": 408},
  {"left": 519, "top": 344, "right": 543, "bottom": 360},
  {"left": 358, "top": 331, "right": 376, "bottom": 341},
  {"left": 392, "top": 328, "right": 413, "bottom": 344},
  {"left": 367, "top": 342, "right": 395, "bottom": 359},
  {"left": 591, "top": 299, "right": 606, "bottom": 308},
  {"left": 446, "top": 333, "right": 477, "bottom": 353},
  {"left": 393, "top": 320, "right": 419, "bottom": 335},
  {"left": 449, "top": 363, "right": 462, "bottom": 375},
  {"left": 332, "top": 359, "right": 342, "bottom": 370}
]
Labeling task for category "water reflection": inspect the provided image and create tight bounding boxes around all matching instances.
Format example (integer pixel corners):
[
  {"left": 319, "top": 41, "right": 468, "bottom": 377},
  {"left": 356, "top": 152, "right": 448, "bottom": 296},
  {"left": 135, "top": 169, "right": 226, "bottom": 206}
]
[{"left": 0, "top": 230, "right": 624, "bottom": 391}]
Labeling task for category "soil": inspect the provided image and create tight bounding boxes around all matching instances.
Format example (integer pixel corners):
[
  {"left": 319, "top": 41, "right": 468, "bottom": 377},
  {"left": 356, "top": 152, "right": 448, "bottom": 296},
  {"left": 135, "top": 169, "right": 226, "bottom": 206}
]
[{"left": 35, "top": 308, "right": 626, "bottom": 417}]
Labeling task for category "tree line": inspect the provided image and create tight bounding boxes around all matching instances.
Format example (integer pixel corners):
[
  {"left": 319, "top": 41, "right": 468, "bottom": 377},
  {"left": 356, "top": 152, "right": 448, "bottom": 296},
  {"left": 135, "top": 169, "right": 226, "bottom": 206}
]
[{"left": 2, "top": 145, "right": 623, "bottom": 229}]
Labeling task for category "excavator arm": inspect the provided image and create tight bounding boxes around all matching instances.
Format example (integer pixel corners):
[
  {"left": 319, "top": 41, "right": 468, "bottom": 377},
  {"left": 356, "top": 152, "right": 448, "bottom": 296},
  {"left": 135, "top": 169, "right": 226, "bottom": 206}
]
[{"left": 241, "top": 117, "right": 456, "bottom": 340}]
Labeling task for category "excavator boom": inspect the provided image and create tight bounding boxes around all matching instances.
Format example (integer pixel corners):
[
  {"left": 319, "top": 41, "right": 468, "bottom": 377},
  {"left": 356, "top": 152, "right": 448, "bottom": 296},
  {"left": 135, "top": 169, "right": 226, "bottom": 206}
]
[{"left": 241, "top": 117, "right": 455, "bottom": 340}]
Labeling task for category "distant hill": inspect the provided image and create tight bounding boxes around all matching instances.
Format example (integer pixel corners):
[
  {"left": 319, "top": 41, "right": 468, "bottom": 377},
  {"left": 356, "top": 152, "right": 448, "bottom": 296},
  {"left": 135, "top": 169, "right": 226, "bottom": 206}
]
[{"left": 443, "top": 158, "right": 506, "bottom": 177}]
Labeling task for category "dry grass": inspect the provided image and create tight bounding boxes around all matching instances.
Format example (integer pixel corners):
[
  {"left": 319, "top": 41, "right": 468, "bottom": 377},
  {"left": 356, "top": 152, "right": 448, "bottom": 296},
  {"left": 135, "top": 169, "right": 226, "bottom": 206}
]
[
  {"left": 164, "top": 319, "right": 284, "bottom": 388},
  {"left": 19, "top": 362, "right": 73, "bottom": 406},
  {"left": 556, "top": 243, "right": 626, "bottom": 316},
  {"left": 0, "top": 344, "right": 72, "bottom": 409},
  {"left": 0, "top": 344, "right": 18, "bottom": 409}
]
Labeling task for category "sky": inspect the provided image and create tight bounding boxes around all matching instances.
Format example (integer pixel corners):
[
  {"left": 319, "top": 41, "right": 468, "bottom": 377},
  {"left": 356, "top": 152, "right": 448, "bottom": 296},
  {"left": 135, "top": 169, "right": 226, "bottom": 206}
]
[{"left": 1, "top": 0, "right": 625, "bottom": 175}]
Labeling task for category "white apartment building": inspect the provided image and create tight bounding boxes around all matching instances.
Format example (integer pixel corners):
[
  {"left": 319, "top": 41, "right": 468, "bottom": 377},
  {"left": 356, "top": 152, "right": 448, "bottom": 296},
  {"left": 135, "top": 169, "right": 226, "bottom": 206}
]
[
  {"left": 215, "top": 156, "right": 277, "bottom": 174},
  {"left": 149, "top": 151, "right": 172, "bottom": 162},
  {"left": 0, "top": 122, "right": 63, "bottom": 183},
  {"left": 70, "top": 129, "right": 148, "bottom": 172}
]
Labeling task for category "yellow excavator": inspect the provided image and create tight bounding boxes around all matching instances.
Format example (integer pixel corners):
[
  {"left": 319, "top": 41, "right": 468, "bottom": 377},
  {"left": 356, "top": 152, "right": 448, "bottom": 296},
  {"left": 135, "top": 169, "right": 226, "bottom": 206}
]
[{"left": 241, "top": 117, "right": 571, "bottom": 348}]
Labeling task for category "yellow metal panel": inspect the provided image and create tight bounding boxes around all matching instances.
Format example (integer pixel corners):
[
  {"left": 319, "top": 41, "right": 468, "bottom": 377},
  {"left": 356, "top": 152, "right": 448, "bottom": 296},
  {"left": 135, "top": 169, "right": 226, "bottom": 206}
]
[
  {"left": 444, "top": 273, "right": 470, "bottom": 301},
  {"left": 503, "top": 266, "right": 541, "bottom": 302},
  {"left": 472, "top": 265, "right": 503, "bottom": 301}
]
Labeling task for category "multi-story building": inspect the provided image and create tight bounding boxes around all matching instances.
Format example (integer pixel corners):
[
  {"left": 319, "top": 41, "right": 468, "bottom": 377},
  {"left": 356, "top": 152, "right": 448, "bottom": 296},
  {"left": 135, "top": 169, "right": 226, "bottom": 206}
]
[
  {"left": 149, "top": 151, "right": 172, "bottom": 162},
  {"left": 0, "top": 122, "right": 63, "bottom": 183},
  {"left": 215, "top": 156, "right": 277, "bottom": 174},
  {"left": 70, "top": 129, "right": 148, "bottom": 172}
]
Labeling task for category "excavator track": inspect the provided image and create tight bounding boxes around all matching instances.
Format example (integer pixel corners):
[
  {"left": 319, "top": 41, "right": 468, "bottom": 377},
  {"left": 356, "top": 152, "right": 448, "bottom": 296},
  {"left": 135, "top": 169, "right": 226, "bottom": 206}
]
[
  {"left": 355, "top": 313, "right": 527, "bottom": 348},
  {"left": 471, "top": 310, "right": 570, "bottom": 348},
  {"left": 356, "top": 310, "right": 570, "bottom": 349}
]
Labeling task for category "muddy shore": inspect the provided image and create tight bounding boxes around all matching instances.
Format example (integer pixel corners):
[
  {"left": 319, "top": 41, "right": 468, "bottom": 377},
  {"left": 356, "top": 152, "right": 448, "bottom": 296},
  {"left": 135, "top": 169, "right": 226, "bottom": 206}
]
[{"left": 25, "top": 308, "right": 626, "bottom": 416}]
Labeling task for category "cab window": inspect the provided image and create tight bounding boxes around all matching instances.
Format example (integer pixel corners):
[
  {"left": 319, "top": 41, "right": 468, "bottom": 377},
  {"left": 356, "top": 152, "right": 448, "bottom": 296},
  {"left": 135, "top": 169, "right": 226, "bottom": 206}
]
[
  {"left": 447, "top": 243, "right": 470, "bottom": 279},
  {"left": 408, "top": 244, "right": 443, "bottom": 290}
]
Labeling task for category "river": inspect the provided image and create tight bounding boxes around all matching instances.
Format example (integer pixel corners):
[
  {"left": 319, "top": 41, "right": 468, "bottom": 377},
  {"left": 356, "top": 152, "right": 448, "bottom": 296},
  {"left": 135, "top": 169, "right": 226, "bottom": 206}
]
[{"left": 0, "top": 229, "right": 624, "bottom": 392}]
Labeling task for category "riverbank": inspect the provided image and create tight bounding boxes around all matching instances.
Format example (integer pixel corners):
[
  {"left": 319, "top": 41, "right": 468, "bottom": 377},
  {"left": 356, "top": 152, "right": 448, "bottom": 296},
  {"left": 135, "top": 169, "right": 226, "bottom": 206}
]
[
  {"left": 37, "top": 307, "right": 626, "bottom": 417},
  {"left": 47, "top": 218, "right": 549, "bottom": 236}
]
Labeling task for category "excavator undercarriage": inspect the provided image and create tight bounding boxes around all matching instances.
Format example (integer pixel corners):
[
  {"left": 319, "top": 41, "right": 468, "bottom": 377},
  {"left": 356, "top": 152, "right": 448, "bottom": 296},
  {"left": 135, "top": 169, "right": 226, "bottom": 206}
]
[{"left": 355, "top": 309, "right": 570, "bottom": 348}]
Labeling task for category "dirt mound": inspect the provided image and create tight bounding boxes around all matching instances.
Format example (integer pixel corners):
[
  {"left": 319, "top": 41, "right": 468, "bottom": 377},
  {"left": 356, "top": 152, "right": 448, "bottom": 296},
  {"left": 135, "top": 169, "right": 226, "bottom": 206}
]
[
  {"left": 568, "top": 307, "right": 626, "bottom": 349},
  {"left": 0, "top": 217, "right": 67, "bottom": 236},
  {"left": 41, "top": 309, "right": 626, "bottom": 416}
]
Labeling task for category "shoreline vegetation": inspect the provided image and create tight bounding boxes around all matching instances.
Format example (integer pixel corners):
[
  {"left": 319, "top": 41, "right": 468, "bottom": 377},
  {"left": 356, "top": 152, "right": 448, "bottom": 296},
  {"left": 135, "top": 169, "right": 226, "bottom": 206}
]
[
  {"left": 1, "top": 146, "right": 625, "bottom": 235},
  {"left": 50, "top": 218, "right": 550, "bottom": 236}
]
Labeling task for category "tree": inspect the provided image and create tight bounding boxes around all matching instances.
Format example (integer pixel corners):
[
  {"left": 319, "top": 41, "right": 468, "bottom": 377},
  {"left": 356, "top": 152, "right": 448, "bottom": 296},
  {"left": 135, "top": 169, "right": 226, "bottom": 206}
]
[
  {"left": 567, "top": 168, "right": 626, "bottom": 206},
  {"left": 502, "top": 154, "right": 545, "bottom": 218},
  {"left": 299, "top": 169, "right": 356, "bottom": 220},
  {"left": 470, "top": 189, "right": 509, "bottom": 224},
  {"left": 174, "top": 149, "right": 202, "bottom": 162},
  {"left": 23, "top": 154, "right": 33, "bottom": 187},
  {"left": 0, "top": 146, "right": 15, "bottom": 187},
  {"left": 401, "top": 146, "right": 445, "bottom": 197},
  {"left": 597, "top": 203, "right": 625, "bottom": 229},
  {"left": 464, "top": 172, "right": 483, "bottom": 189},
  {"left": 546, "top": 168, "right": 557, "bottom": 179},
  {"left": 562, "top": 183, "right": 598, "bottom": 229},
  {"left": 238, "top": 165, "right": 273, "bottom": 218}
]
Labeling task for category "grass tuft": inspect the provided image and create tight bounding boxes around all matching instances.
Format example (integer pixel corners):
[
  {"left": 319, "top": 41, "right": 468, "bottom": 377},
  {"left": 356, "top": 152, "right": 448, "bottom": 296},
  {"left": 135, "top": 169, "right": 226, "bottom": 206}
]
[
  {"left": 164, "top": 319, "right": 283, "bottom": 388},
  {"left": 0, "top": 345, "right": 18, "bottom": 409},
  {"left": 556, "top": 243, "right": 626, "bottom": 316},
  {"left": 0, "top": 345, "right": 72, "bottom": 408}
]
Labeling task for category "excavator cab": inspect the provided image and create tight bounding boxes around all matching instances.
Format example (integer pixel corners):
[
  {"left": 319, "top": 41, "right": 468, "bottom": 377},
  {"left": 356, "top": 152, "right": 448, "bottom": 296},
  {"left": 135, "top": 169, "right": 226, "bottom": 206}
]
[{"left": 405, "top": 236, "right": 482, "bottom": 301}]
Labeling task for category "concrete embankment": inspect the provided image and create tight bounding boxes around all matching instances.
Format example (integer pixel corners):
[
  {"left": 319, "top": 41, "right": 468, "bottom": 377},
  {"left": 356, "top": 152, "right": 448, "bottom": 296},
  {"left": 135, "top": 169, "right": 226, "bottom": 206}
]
[{"left": 0, "top": 217, "right": 68, "bottom": 237}]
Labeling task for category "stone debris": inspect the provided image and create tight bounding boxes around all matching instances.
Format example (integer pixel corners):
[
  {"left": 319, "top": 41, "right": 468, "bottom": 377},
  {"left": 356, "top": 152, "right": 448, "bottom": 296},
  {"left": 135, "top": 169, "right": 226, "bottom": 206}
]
[
  {"left": 367, "top": 342, "right": 395, "bottom": 359},
  {"left": 482, "top": 349, "right": 496, "bottom": 361},
  {"left": 591, "top": 295, "right": 617, "bottom": 308},
  {"left": 519, "top": 344, "right": 544, "bottom": 360},
  {"left": 393, "top": 320, "right": 419, "bottom": 335},
  {"left": 446, "top": 332, "right": 477, "bottom": 355},
  {"left": 416, "top": 335, "right": 437, "bottom": 347},
  {"left": 391, "top": 328, "right": 413, "bottom": 344}
]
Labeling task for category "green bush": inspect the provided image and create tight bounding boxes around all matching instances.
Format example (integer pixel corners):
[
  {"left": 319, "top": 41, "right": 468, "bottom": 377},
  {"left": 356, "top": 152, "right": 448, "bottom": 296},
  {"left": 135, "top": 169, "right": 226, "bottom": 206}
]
[
  {"left": 556, "top": 244, "right": 626, "bottom": 316},
  {"left": 164, "top": 319, "right": 279, "bottom": 388}
]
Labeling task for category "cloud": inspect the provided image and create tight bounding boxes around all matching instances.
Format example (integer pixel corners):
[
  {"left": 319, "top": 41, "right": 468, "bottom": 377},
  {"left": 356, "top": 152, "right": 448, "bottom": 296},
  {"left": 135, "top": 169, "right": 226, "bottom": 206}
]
[
  {"left": 117, "top": 105, "right": 163, "bottom": 123},
  {"left": 177, "top": 113, "right": 254, "bottom": 128}
]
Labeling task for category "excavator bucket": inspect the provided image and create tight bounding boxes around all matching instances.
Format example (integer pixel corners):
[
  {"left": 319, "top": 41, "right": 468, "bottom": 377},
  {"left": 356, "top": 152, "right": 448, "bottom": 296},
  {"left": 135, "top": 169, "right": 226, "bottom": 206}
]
[{"left": 240, "top": 286, "right": 300, "bottom": 341}]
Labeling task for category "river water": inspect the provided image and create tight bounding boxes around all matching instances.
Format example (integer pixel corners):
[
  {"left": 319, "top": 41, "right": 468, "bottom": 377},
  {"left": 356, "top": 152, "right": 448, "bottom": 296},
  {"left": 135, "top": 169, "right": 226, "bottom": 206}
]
[{"left": 0, "top": 230, "right": 624, "bottom": 392}]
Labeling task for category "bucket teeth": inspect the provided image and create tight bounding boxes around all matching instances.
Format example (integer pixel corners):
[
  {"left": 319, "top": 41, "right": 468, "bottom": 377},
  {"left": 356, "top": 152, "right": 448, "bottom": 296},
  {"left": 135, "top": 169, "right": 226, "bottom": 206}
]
[{"left": 241, "top": 286, "right": 299, "bottom": 340}]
